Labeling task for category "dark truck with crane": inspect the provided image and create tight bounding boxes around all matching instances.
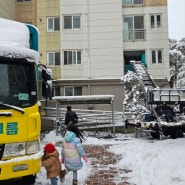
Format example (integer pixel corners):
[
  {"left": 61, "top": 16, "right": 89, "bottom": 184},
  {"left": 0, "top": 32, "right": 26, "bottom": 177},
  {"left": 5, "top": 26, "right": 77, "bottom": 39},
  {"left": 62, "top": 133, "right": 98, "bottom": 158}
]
[{"left": 130, "top": 61, "right": 185, "bottom": 139}]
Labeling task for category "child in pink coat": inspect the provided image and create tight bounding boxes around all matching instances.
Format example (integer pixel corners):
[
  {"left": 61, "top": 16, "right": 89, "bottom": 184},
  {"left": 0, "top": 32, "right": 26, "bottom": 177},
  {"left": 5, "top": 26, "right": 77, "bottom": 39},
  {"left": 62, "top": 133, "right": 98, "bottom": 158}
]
[{"left": 61, "top": 125, "right": 87, "bottom": 185}]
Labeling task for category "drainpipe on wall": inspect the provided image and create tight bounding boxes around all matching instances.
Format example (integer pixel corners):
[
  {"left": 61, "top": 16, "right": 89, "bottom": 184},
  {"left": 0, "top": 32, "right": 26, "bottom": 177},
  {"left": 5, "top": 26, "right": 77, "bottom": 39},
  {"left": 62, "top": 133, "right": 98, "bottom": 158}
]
[{"left": 87, "top": 0, "right": 91, "bottom": 79}]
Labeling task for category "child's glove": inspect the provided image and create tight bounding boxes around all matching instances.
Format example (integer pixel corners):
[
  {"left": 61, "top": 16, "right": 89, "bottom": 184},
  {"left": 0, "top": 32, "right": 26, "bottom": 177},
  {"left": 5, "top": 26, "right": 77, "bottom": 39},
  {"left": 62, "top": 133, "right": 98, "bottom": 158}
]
[
  {"left": 82, "top": 156, "right": 88, "bottom": 163},
  {"left": 61, "top": 156, "right": 65, "bottom": 164}
]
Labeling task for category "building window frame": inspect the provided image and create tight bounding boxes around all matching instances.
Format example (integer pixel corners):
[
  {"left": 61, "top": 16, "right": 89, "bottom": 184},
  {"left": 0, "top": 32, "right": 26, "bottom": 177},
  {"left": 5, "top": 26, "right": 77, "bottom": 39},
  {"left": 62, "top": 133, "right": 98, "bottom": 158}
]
[
  {"left": 54, "top": 87, "right": 60, "bottom": 96},
  {"left": 47, "top": 52, "right": 61, "bottom": 66},
  {"left": 150, "top": 14, "right": 161, "bottom": 28},
  {"left": 151, "top": 49, "right": 162, "bottom": 64},
  {"left": 123, "top": 15, "right": 145, "bottom": 41},
  {"left": 64, "top": 50, "right": 82, "bottom": 65},
  {"left": 64, "top": 86, "right": 82, "bottom": 96},
  {"left": 63, "top": 15, "right": 81, "bottom": 29},
  {"left": 47, "top": 17, "right": 60, "bottom": 32},
  {"left": 122, "top": 0, "right": 144, "bottom": 6}
]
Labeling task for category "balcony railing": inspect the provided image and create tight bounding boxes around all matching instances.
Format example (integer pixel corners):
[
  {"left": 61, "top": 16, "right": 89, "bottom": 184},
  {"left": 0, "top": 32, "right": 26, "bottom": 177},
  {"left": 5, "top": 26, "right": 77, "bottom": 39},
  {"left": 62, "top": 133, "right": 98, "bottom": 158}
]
[
  {"left": 123, "top": 29, "right": 145, "bottom": 41},
  {"left": 122, "top": 0, "right": 144, "bottom": 6}
]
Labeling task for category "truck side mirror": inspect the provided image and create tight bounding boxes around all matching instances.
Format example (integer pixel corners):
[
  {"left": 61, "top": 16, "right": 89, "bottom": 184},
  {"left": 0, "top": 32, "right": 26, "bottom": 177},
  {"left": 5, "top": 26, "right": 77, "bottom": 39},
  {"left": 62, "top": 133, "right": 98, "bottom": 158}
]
[{"left": 42, "top": 69, "right": 52, "bottom": 100}]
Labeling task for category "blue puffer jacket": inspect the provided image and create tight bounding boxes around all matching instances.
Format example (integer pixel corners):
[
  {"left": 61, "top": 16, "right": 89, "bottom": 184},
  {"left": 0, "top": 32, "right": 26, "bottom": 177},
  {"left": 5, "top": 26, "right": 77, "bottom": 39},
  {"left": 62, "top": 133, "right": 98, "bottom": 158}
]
[{"left": 62, "top": 131, "right": 85, "bottom": 171}]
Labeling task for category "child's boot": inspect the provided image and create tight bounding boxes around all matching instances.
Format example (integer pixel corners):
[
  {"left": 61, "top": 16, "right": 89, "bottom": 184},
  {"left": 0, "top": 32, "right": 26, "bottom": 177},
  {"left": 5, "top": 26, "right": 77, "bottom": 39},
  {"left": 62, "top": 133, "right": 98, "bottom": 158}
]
[
  {"left": 60, "top": 169, "right": 66, "bottom": 182},
  {"left": 73, "top": 179, "right": 78, "bottom": 185}
]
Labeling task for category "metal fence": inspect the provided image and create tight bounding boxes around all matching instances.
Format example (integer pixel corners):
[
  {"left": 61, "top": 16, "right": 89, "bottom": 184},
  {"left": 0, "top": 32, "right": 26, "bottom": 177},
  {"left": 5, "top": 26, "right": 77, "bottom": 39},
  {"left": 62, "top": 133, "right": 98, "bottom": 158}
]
[{"left": 40, "top": 104, "right": 124, "bottom": 133}]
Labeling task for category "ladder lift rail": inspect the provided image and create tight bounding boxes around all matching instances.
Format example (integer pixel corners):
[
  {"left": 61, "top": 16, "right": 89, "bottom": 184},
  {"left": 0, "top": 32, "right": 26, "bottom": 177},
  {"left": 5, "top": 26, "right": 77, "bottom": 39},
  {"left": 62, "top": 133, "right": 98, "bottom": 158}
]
[{"left": 132, "top": 61, "right": 157, "bottom": 94}]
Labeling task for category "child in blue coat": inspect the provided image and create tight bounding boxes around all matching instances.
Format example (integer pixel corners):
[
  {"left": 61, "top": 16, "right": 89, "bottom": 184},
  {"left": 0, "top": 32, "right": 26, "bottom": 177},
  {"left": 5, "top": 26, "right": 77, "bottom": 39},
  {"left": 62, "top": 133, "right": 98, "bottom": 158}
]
[{"left": 61, "top": 125, "right": 87, "bottom": 185}]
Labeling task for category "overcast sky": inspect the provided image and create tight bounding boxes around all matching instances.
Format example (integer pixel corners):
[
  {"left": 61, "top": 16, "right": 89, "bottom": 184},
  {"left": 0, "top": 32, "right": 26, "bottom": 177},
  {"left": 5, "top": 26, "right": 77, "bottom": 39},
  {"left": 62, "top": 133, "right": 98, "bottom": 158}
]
[{"left": 168, "top": 0, "right": 185, "bottom": 40}]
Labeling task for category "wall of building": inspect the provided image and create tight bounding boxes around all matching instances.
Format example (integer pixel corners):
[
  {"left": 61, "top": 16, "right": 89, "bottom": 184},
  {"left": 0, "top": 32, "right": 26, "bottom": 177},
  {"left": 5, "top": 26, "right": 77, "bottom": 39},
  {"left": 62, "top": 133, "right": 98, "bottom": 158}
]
[
  {"left": 37, "top": 0, "right": 61, "bottom": 79},
  {"left": 61, "top": 0, "right": 123, "bottom": 80},
  {"left": 0, "top": 0, "right": 15, "bottom": 19},
  {"left": 15, "top": 0, "right": 37, "bottom": 25},
  {"left": 145, "top": 5, "right": 169, "bottom": 79},
  {"left": 146, "top": 0, "right": 167, "bottom": 6},
  {"left": 122, "top": 2, "right": 170, "bottom": 80},
  {"left": 52, "top": 79, "right": 124, "bottom": 111}
]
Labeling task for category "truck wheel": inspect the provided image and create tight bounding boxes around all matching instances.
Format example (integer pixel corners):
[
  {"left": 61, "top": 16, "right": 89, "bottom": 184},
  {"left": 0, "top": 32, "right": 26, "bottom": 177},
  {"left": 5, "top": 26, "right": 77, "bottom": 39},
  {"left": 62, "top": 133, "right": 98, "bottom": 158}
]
[
  {"left": 22, "top": 174, "right": 36, "bottom": 184},
  {"left": 171, "top": 129, "right": 183, "bottom": 139},
  {"left": 163, "top": 131, "right": 169, "bottom": 137},
  {"left": 151, "top": 132, "right": 160, "bottom": 139}
]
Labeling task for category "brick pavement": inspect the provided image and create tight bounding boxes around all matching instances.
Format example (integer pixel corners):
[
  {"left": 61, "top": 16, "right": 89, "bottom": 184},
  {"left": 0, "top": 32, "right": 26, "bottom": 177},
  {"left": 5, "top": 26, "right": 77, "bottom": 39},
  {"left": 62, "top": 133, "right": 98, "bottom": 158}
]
[{"left": 83, "top": 145, "right": 133, "bottom": 185}]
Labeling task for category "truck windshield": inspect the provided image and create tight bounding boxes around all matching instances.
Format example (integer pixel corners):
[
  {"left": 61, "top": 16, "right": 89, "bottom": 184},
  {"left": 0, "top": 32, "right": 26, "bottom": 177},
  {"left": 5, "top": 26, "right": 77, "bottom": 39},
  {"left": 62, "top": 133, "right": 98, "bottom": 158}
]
[{"left": 0, "top": 57, "right": 37, "bottom": 108}]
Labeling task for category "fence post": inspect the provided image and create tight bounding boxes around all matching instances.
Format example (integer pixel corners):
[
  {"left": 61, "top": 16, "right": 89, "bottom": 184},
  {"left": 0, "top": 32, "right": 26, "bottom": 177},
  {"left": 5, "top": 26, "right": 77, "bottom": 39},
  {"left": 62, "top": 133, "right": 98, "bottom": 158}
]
[
  {"left": 56, "top": 102, "right": 59, "bottom": 135},
  {"left": 111, "top": 101, "right": 115, "bottom": 136}
]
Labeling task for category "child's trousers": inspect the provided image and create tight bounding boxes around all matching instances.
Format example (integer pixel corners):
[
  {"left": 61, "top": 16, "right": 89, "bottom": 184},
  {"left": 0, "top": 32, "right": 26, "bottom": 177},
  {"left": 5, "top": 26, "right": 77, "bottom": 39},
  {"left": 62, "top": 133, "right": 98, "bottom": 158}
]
[
  {"left": 51, "top": 177, "right": 58, "bottom": 185},
  {"left": 73, "top": 170, "right": 77, "bottom": 180}
]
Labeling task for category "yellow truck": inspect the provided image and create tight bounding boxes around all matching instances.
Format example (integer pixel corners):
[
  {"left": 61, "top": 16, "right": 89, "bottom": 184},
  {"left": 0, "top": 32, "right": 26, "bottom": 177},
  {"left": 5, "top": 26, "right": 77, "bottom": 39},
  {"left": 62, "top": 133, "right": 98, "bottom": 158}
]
[{"left": 0, "top": 18, "right": 51, "bottom": 183}]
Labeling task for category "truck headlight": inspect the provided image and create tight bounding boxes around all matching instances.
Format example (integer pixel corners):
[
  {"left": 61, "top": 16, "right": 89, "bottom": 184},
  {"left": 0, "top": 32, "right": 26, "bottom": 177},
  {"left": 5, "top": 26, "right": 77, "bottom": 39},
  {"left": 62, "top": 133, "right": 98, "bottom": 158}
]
[
  {"left": 26, "top": 140, "right": 40, "bottom": 154},
  {"left": 3, "top": 142, "right": 26, "bottom": 157},
  {"left": 3, "top": 140, "right": 40, "bottom": 157}
]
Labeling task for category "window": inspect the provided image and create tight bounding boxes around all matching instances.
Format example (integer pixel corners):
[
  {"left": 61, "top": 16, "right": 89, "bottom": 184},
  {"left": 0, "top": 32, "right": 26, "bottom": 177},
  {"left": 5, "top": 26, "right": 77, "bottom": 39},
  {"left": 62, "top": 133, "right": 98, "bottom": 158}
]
[
  {"left": 123, "top": 16, "right": 145, "bottom": 40},
  {"left": 150, "top": 14, "right": 161, "bottom": 28},
  {"left": 17, "top": 0, "right": 31, "bottom": 2},
  {"left": 47, "top": 52, "right": 60, "bottom": 66},
  {"left": 55, "top": 87, "right": 60, "bottom": 96},
  {"left": 64, "top": 15, "right": 81, "bottom": 29},
  {"left": 47, "top": 17, "right": 60, "bottom": 31},
  {"left": 151, "top": 50, "right": 162, "bottom": 64},
  {"left": 64, "top": 87, "right": 82, "bottom": 96},
  {"left": 122, "top": 0, "right": 144, "bottom": 6},
  {"left": 64, "top": 50, "right": 81, "bottom": 65}
]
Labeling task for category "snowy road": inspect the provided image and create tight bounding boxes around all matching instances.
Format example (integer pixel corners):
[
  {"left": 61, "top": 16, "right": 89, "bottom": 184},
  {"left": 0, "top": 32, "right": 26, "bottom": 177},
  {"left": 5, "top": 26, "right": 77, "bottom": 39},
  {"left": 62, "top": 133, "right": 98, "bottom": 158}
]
[{"left": 1, "top": 132, "right": 185, "bottom": 185}]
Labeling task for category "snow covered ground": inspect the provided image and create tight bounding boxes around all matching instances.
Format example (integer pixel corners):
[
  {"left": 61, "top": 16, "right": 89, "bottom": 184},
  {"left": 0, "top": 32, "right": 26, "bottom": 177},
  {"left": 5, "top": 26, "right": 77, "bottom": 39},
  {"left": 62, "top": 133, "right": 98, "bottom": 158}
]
[{"left": 36, "top": 131, "right": 185, "bottom": 185}]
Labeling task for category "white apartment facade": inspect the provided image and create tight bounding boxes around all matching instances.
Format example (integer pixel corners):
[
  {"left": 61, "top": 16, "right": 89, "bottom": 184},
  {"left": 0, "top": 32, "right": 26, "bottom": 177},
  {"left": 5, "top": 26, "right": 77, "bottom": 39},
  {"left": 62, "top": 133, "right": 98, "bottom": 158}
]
[
  {"left": 60, "top": 0, "right": 123, "bottom": 80},
  {"left": 53, "top": 0, "right": 124, "bottom": 111}
]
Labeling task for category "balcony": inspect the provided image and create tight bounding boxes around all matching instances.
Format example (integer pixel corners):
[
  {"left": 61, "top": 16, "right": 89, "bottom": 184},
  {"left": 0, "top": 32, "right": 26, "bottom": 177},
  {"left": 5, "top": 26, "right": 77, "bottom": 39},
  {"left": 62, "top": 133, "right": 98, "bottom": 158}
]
[
  {"left": 123, "top": 29, "right": 145, "bottom": 41},
  {"left": 122, "top": 0, "right": 144, "bottom": 6}
]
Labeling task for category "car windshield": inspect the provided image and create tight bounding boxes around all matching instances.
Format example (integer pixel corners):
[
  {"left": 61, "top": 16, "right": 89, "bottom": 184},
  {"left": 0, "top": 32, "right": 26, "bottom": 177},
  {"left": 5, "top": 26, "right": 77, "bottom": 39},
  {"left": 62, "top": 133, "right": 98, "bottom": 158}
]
[{"left": 0, "top": 57, "right": 37, "bottom": 108}]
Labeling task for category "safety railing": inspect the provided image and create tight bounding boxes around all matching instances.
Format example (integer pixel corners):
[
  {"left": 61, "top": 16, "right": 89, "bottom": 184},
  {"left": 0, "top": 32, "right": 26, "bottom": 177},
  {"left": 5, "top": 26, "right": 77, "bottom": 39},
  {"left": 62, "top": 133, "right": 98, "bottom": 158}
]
[{"left": 123, "top": 29, "right": 145, "bottom": 41}]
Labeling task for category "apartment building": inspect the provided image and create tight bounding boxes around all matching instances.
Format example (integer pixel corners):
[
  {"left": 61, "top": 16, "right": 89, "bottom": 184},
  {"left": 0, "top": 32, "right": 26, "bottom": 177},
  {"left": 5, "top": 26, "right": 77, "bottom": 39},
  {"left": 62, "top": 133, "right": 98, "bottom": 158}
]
[
  {"left": 0, "top": 0, "right": 169, "bottom": 111},
  {"left": 52, "top": 0, "right": 169, "bottom": 111}
]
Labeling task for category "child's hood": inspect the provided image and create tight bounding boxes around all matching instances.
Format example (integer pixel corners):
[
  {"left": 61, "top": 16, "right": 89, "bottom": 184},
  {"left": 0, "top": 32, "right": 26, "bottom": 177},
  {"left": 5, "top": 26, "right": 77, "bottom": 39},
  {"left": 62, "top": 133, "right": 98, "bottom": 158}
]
[{"left": 65, "top": 131, "right": 76, "bottom": 143}]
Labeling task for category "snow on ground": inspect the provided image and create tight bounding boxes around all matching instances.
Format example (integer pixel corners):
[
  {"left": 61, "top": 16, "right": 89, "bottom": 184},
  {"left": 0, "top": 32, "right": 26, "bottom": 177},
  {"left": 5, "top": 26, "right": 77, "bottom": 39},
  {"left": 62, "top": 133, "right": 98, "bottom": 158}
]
[{"left": 37, "top": 131, "right": 185, "bottom": 185}]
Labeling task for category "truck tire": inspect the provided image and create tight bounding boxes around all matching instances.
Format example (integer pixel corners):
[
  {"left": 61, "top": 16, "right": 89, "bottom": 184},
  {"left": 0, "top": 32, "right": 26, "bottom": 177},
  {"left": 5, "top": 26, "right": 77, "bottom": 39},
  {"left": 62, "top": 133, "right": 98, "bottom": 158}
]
[
  {"left": 151, "top": 132, "right": 160, "bottom": 139},
  {"left": 171, "top": 129, "right": 183, "bottom": 139},
  {"left": 163, "top": 130, "right": 169, "bottom": 137},
  {"left": 22, "top": 174, "right": 36, "bottom": 184}
]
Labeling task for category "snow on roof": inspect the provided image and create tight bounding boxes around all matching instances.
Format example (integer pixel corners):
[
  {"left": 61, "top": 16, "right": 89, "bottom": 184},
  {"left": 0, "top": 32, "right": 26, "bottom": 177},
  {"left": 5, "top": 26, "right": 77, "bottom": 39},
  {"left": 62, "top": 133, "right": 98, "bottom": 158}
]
[
  {"left": 52, "top": 95, "right": 114, "bottom": 104},
  {"left": 0, "top": 45, "right": 39, "bottom": 63},
  {"left": 0, "top": 18, "right": 39, "bottom": 63}
]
